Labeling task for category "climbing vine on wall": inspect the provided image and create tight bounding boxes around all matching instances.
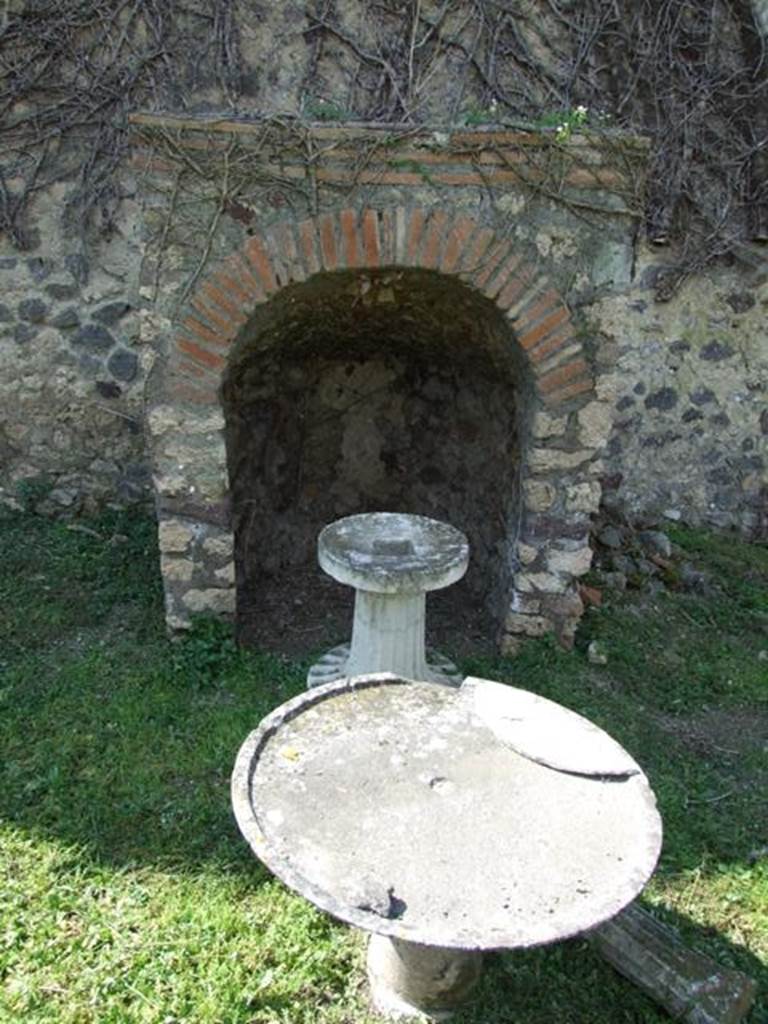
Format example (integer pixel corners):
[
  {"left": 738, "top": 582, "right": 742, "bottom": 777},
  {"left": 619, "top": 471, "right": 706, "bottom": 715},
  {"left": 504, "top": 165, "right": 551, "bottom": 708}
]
[
  {"left": 0, "top": 0, "right": 242, "bottom": 247},
  {"left": 302, "top": 0, "right": 768, "bottom": 292},
  {"left": 0, "top": 0, "right": 766, "bottom": 294}
]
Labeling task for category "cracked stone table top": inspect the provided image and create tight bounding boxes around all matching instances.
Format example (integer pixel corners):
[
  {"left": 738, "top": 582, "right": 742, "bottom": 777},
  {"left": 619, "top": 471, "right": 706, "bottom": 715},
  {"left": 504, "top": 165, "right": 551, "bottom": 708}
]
[
  {"left": 317, "top": 512, "right": 469, "bottom": 594},
  {"left": 232, "top": 674, "right": 663, "bottom": 951}
]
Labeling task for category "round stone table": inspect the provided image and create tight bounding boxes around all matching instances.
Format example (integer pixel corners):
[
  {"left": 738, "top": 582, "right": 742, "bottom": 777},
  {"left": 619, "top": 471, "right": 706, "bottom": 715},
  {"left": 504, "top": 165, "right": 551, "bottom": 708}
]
[
  {"left": 232, "top": 674, "right": 663, "bottom": 1020},
  {"left": 307, "top": 513, "right": 469, "bottom": 690}
]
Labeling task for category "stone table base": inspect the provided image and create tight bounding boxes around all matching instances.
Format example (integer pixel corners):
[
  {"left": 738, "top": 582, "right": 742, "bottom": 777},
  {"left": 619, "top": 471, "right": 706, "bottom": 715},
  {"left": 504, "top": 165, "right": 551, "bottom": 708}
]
[
  {"left": 309, "top": 513, "right": 469, "bottom": 690},
  {"left": 367, "top": 935, "right": 483, "bottom": 1021},
  {"left": 307, "top": 643, "right": 463, "bottom": 689}
]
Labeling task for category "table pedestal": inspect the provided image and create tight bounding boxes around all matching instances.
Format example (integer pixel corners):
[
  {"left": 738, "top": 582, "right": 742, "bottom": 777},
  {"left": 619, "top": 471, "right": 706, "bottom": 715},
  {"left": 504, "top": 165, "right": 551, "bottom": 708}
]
[
  {"left": 349, "top": 590, "right": 427, "bottom": 678},
  {"left": 308, "top": 591, "right": 462, "bottom": 688},
  {"left": 307, "top": 513, "right": 469, "bottom": 690},
  {"left": 367, "top": 935, "right": 483, "bottom": 1021}
]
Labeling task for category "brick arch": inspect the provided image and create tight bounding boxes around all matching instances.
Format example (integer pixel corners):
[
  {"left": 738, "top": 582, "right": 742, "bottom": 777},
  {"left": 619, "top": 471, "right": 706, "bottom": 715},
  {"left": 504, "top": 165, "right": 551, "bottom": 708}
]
[
  {"left": 170, "top": 206, "right": 592, "bottom": 410},
  {"left": 155, "top": 205, "right": 606, "bottom": 647}
]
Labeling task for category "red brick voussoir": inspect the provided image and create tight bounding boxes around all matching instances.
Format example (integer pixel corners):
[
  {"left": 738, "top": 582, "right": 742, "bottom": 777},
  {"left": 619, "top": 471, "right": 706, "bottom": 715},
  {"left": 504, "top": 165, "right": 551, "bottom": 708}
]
[{"left": 169, "top": 207, "right": 593, "bottom": 413}]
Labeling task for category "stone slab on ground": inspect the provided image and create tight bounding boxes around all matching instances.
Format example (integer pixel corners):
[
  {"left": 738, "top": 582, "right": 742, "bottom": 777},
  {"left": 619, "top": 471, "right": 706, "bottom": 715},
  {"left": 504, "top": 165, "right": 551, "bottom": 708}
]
[{"left": 590, "top": 903, "right": 757, "bottom": 1024}]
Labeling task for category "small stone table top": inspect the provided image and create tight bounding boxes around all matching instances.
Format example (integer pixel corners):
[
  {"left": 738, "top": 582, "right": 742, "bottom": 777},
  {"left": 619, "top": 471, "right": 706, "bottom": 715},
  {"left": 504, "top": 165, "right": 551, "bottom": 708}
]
[
  {"left": 317, "top": 513, "right": 469, "bottom": 594},
  {"left": 232, "top": 674, "right": 662, "bottom": 951}
]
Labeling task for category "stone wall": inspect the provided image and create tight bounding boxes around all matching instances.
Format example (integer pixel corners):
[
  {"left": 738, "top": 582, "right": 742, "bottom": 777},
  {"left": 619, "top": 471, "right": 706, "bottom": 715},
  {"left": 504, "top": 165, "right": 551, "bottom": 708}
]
[
  {"left": 0, "top": 119, "right": 765, "bottom": 651},
  {"left": 0, "top": 177, "right": 150, "bottom": 515},
  {"left": 595, "top": 254, "right": 767, "bottom": 534}
]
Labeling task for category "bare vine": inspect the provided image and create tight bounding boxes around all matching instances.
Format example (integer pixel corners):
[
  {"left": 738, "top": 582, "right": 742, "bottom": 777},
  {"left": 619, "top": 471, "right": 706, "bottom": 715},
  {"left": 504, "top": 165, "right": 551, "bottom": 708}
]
[
  {"left": 0, "top": 0, "right": 242, "bottom": 247},
  {"left": 1, "top": 0, "right": 766, "bottom": 294}
]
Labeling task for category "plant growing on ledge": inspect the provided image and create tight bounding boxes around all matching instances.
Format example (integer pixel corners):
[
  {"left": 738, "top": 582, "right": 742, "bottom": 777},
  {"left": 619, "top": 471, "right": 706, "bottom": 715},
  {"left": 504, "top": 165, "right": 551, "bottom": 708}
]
[
  {"left": 554, "top": 105, "right": 589, "bottom": 142},
  {"left": 302, "top": 97, "right": 349, "bottom": 122}
]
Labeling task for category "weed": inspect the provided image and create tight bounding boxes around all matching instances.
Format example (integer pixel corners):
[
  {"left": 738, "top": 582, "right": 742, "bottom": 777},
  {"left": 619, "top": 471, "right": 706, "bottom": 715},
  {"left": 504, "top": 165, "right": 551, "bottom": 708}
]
[
  {"left": 171, "top": 615, "right": 242, "bottom": 687},
  {"left": 302, "top": 97, "right": 348, "bottom": 122},
  {"left": 14, "top": 473, "right": 54, "bottom": 512}
]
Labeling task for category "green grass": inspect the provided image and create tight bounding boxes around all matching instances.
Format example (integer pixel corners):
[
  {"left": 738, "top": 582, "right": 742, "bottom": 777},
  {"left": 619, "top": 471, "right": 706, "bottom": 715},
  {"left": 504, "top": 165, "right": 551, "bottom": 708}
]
[{"left": 0, "top": 507, "right": 766, "bottom": 1022}]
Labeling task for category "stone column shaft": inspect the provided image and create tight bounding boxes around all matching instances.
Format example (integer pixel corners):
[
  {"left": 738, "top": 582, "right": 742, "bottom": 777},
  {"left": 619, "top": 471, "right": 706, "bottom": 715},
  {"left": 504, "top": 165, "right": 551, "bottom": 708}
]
[
  {"left": 347, "top": 590, "right": 429, "bottom": 680},
  {"left": 367, "top": 934, "right": 483, "bottom": 1020}
]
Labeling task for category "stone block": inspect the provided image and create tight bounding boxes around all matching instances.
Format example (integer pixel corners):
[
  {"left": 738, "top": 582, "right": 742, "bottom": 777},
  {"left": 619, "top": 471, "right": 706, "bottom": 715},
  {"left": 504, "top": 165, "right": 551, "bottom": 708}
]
[
  {"left": 523, "top": 479, "right": 556, "bottom": 511},
  {"left": 202, "top": 535, "right": 234, "bottom": 558},
  {"left": 598, "top": 525, "right": 624, "bottom": 549},
  {"left": 73, "top": 323, "right": 114, "bottom": 352},
  {"left": 186, "top": 410, "right": 225, "bottom": 434},
  {"left": 595, "top": 374, "right": 621, "bottom": 405},
  {"left": 644, "top": 387, "right": 678, "bottom": 411},
  {"left": 147, "top": 404, "right": 183, "bottom": 435},
  {"left": 565, "top": 481, "right": 602, "bottom": 514},
  {"left": 699, "top": 340, "right": 734, "bottom": 362},
  {"left": 182, "top": 587, "right": 236, "bottom": 614},
  {"left": 578, "top": 402, "right": 613, "bottom": 448},
  {"left": 18, "top": 298, "right": 48, "bottom": 323},
  {"left": 157, "top": 494, "right": 231, "bottom": 526},
  {"left": 504, "top": 612, "right": 553, "bottom": 637},
  {"left": 152, "top": 471, "right": 187, "bottom": 497},
  {"left": 532, "top": 411, "right": 568, "bottom": 439},
  {"left": 547, "top": 546, "right": 593, "bottom": 576},
  {"left": 214, "top": 561, "right": 236, "bottom": 584},
  {"left": 65, "top": 252, "right": 89, "bottom": 284},
  {"left": 516, "top": 541, "right": 538, "bottom": 565},
  {"left": 637, "top": 530, "right": 672, "bottom": 559},
  {"left": 160, "top": 555, "right": 194, "bottom": 581},
  {"left": 601, "top": 571, "right": 627, "bottom": 592},
  {"left": 51, "top": 308, "right": 80, "bottom": 330},
  {"left": 93, "top": 301, "right": 132, "bottom": 325},
  {"left": 545, "top": 590, "right": 585, "bottom": 621},
  {"left": 107, "top": 349, "right": 138, "bottom": 382},
  {"left": 547, "top": 589, "right": 585, "bottom": 649},
  {"left": 46, "top": 282, "right": 79, "bottom": 301},
  {"left": 158, "top": 519, "right": 195, "bottom": 552},
  {"left": 525, "top": 515, "right": 591, "bottom": 542},
  {"left": 26, "top": 258, "right": 52, "bottom": 283},
  {"left": 508, "top": 591, "right": 541, "bottom": 613},
  {"left": 166, "top": 612, "right": 191, "bottom": 631},
  {"left": 515, "top": 571, "right": 568, "bottom": 594},
  {"left": 529, "top": 448, "right": 593, "bottom": 472}
]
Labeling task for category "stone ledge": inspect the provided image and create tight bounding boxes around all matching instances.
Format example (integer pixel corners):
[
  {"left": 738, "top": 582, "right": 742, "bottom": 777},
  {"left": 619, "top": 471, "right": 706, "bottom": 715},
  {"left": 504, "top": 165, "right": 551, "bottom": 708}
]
[{"left": 127, "top": 113, "right": 649, "bottom": 202}]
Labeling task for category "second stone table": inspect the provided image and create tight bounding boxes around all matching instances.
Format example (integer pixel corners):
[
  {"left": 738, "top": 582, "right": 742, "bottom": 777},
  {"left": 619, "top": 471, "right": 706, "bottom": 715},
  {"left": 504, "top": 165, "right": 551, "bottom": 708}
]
[
  {"left": 307, "top": 512, "right": 469, "bottom": 689},
  {"left": 232, "top": 673, "right": 663, "bottom": 1020}
]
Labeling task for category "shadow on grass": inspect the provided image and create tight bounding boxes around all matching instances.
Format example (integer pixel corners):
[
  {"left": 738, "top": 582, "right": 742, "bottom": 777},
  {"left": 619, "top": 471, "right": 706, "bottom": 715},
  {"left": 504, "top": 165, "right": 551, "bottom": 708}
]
[
  {"left": 455, "top": 911, "right": 766, "bottom": 1024},
  {"left": 0, "top": 632, "right": 308, "bottom": 876}
]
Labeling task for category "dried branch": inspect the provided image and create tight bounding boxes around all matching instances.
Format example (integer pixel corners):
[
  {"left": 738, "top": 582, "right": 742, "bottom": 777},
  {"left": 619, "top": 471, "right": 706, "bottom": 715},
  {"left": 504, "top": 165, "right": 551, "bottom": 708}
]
[{"left": 0, "top": 0, "right": 765, "bottom": 295}]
